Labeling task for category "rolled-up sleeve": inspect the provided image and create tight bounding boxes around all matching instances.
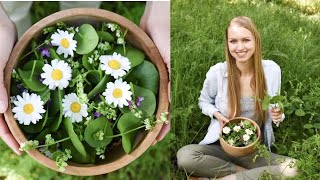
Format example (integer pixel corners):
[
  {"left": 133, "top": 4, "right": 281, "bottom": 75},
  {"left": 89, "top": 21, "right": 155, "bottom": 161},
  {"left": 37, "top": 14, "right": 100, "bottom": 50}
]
[{"left": 198, "top": 66, "right": 220, "bottom": 119}]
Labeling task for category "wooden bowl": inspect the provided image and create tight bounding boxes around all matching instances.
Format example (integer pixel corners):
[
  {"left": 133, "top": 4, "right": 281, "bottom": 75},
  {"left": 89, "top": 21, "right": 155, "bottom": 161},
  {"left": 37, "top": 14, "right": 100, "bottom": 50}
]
[
  {"left": 3, "top": 8, "right": 169, "bottom": 176},
  {"left": 219, "top": 117, "right": 261, "bottom": 157}
]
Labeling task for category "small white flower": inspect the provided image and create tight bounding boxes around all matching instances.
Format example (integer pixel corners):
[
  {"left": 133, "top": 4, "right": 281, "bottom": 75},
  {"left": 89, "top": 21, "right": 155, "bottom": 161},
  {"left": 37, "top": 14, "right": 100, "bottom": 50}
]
[
  {"left": 243, "top": 134, "right": 250, "bottom": 142},
  {"left": 12, "top": 92, "right": 46, "bottom": 125},
  {"left": 245, "top": 129, "right": 254, "bottom": 135},
  {"left": 62, "top": 93, "right": 88, "bottom": 123},
  {"left": 41, "top": 59, "right": 72, "bottom": 90},
  {"left": 103, "top": 79, "right": 132, "bottom": 108},
  {"left": 240, "top": 121, "right": 244, "bottom": 127},
  {"left": 99, "top": 52, "right": 131, "bottom": 79},
  {"left": 107, "top": 23, "right": 117, "bottom": 32},
  {"left": 233, "top": 125, "right": 241, "bottom": 132},
  {"left": 51, "top": 29, "right": 77, "bottom": 58},
  {"left": 116, "top": 29, "right": 121, "bottom": 37},
  {"left": 117, "top": 37, "right": 125, "bottom": 45},
  {"left": 222, "top": 126, "right": 231, "bottom": 134},
  {"left": 228, "top": 139, "right": 234, "bottom": 146}
]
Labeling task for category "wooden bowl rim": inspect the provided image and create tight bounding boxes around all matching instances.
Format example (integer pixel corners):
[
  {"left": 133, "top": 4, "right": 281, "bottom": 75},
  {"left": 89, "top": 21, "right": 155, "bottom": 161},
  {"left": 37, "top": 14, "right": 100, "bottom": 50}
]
[
  {"left": 219, "top": 117, "right": 261, "bottom": 150},
  {"left": 3, "top": 8, "right": 169, "bottom": 176}
]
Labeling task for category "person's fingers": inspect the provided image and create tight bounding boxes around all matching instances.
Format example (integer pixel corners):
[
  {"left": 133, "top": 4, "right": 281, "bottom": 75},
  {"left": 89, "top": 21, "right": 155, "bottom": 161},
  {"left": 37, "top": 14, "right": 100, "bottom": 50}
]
[
  {"left": 152, "top": 121, "right": 170, "bottom": 145},
  {"left": 271, "top": 107, "right": 281, "bottom": 113},
  {"left": 0, "top": 72, "right": 8, "bottom": 113},
  {"left": 0, "top": 114, "right": 22, "bottom": 155}
]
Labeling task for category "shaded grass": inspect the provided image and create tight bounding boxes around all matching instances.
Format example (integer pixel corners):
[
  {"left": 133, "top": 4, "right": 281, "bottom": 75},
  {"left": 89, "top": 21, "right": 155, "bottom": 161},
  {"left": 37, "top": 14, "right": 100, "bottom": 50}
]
[{"left": 171, "top": 0, "right": 320, "bottom": 178}]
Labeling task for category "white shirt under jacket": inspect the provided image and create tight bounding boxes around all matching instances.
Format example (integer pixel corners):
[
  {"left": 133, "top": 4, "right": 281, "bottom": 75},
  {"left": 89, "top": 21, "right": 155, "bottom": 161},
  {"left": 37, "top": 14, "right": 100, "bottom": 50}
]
[{"left": 198, "top": 60, "right": 283, "bottom": 149}]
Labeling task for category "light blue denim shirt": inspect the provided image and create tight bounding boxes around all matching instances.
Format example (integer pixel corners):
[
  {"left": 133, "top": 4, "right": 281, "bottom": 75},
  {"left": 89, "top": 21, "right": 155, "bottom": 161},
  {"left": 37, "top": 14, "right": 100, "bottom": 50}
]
[{"left": 198, "top": 60, "right": 283, "bottom": 149}]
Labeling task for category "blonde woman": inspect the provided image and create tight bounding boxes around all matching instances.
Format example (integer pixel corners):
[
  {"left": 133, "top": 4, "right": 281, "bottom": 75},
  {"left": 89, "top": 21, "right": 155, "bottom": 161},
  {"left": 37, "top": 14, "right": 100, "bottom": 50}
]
[{"left": 177, "top": 16, "right": 297, "bottom": 179}]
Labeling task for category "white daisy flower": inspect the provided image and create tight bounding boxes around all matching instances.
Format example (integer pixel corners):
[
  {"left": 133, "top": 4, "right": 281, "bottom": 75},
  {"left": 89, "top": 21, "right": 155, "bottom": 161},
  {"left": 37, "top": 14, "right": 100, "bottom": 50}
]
[
  {"left": 222, "top": 126, "right": 231, "bottom": 134},
  {"left": 41, "top": 59, "right": 72, "bottom": 90},
  {"left": 245, "top": 129, "right": 254, "bottom": 135},
  {"left": 243, "top": 134, "right": 250, "bottom": 142},
  {"left": 51, "top": 29, "right": 77, "bottom": 58},
  {"left": 12, "top": 92, "right": 46, "bottom": 125},
  {"left": 233, "top": 125, "right": 241, "bottom": 132},
  {"left": 103, "top": 79, "right": 132, "bottom": 108},
  {"left": 99, "top": 52, "right": 131, "bottom": 79},
  {"left": 62, "top": 93, "right": 88, "bottom": 123}
]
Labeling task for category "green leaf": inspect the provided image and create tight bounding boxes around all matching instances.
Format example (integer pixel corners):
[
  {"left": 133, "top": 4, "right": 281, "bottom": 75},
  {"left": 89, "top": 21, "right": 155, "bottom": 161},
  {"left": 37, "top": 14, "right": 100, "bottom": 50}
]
[
  {"left": 84, "top": 70, "right": 102, "bottom": 86},
  {"left": 88, "top": 74, "right": 111, "bottom": 100},
  {"left": 295, "top": 109, "right": 306, "bottom": 117},
  {"left": 84, "top": 117, "right": 113, "bottom": 147},
  {"left": 120, "top": 84, "right": 156, "bottom": 116},
  {"left": 49, "top": 89, "right": 64, "bottom": 131},
  {"left": 61, "top": 138, "right": 95, "bottom": 164},
  {"left": 270, "top": 95, "right": 285, "bottom": 104},
  {"left": 303, "top": 124, "right": 313, "bottom": 129},
  {"left": 63, "top": 118, "right": 87, "bottom": 156},
  {"left": 49, "top": 48, "right": 60, "bottom": 60},
  {"left": 18, "top": 69, "right": 46, "bottom": 92},
  {"left": 262, "top": 94, "right": 270, "bottom": 111},
  {"left": 97, "top": 31, "right": 114, "bottom": 42},
  {"left": 75, "top": 24, "right": 99, "bottom": 54},
  {"left": 82, "top": 54, "right": 94, "bottom": 70},
  {"left": 125, "top": 61, "right": 159, "bottom": 94},
  {"left": 117, "top": 113, "right": 143, "bottom": 154},
  {"left": 313, "top": 123, "right": 320, "bottom": 129},
  {"left": 22, "top": 60, "right": 44, "bottom": 75},
  {"left": 36, "top": 88, "right": 50, "bottom": 104},
  {"left": 114, "top": 46, "right": 145, "bottom": 68},
  {"left": 34, "top": 127, "right": 51, "bottom": 142}
]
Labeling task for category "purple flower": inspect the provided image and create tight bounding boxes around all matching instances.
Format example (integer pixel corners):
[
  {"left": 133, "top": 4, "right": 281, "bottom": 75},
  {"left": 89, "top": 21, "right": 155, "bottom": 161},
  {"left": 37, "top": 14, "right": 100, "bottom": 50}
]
[
  {"left": 94, "top": 111, "right": 102, "bottom": 119},
  {"left": 135, "top": 96, "right": 144, "bottom": 107},
  {"left": 17, "top": 84, "right": 26, "bottom": 94},
  {"left": 127, "top": 100, "right": 133, "bottom": 110},
  {"left": 41, "top": 48, "right": 51, "bottom": 58}
]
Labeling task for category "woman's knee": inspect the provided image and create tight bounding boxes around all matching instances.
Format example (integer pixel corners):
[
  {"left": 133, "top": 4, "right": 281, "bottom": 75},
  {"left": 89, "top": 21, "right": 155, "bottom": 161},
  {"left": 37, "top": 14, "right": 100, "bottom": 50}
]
[{"left": 176, "top": 144, "right": 203, "bottom": 170}]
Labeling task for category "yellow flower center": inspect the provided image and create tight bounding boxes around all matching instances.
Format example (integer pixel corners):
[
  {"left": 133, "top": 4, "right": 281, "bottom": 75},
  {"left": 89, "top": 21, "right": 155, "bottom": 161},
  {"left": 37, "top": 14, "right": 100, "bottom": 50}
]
[
  {"left": 70, "top": 102, "right": 81, "bottom": 113},
  {"left": 51, "top": 69, "right": 63, "bottom": 80},
  {"left": 23, "top": 104, "right": 34, "bottom": 114},
  {"left": 113, "top": 88, "right": 123, "bottom": 98},
  {"left": 108, "top": 60, "right": 121, "bottom": 70},
  {"left": 60, "top": 38, "right": 70, "bottom": 48}
]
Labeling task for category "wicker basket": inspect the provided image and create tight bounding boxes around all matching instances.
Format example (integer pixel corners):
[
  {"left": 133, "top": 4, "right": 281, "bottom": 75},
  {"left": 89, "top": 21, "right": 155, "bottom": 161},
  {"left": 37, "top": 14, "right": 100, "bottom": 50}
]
[
  {"left": 3, "top": 8, "right": 169, "bottom": 176},
  {"left": 219, "top": 117, "right": 261, "bottom": 157}
]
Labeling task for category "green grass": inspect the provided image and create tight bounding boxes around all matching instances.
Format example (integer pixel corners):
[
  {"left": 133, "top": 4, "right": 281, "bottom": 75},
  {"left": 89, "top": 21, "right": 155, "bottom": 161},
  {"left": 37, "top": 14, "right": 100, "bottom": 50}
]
[
  {"left": 0, "top": 2, "right": 170, "bottom": 179},
  {"left": 172, "top": 0, "right": 320, "bottom": 179}
]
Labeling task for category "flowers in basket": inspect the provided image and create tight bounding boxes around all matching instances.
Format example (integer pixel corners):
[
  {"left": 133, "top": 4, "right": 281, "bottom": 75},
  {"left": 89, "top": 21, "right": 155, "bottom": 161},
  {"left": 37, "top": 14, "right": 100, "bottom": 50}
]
[
  {"left": 10, "top": 21, "right": 168, "bottom": 171},
  {"left": 221, "top": 120, "right": 258, "bottom": 147}
]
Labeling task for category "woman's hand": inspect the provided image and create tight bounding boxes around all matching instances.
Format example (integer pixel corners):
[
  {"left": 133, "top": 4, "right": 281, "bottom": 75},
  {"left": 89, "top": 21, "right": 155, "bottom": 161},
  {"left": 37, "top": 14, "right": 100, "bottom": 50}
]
[
  {"left": 270, "top": 107, "right": 284, "bottom": 126},
  {"left": 213, "top": 112, "right": 229, "bottom": 127}
]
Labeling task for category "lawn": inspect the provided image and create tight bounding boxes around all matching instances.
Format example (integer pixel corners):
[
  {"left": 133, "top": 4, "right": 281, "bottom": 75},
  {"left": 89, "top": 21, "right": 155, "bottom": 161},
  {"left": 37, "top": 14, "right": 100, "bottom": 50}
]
[
  {"left": 171, "top": 0, "right": 320, "bottom": 179},
  {"left": 0, "top": 2, "right": 170, "bottom": 180}
]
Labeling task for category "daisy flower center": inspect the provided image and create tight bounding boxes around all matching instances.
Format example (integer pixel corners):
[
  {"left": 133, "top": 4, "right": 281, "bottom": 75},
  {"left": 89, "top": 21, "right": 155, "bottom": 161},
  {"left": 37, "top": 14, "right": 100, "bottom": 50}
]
[
  {"left": 60, "top": 38, "right": 70, "bottom": 48},
  {"left": 113, "top": 88, "right": 123, "bottom": 98},
  {"left": 108, "top": 60, "right": 121, "bottom": 70},
  {"left": 51, "top": 69, "right": 63, "bottom": 80},
  {"left": 70, "top": 102, "right": 81, "bottom": 113},
  {"left": 23, "top": 104, "right": 34, "bottom": 114}
]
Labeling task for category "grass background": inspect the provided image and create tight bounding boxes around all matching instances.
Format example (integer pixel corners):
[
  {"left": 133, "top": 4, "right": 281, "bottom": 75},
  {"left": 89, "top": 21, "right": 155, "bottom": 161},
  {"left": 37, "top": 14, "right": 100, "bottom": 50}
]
[
  {"left": 171, "top": 0, "right": 320, "bottom": 179},
  {"left": 0, "top": 2, "right": 170, "bottom": 180}
]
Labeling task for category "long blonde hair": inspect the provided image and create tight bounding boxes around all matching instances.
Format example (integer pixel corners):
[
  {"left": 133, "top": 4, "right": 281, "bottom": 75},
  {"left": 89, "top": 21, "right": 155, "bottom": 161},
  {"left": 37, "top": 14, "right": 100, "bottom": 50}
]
[{"left": 225, "top": 16, "right": 267, "bottom": 126}]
